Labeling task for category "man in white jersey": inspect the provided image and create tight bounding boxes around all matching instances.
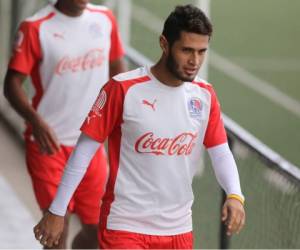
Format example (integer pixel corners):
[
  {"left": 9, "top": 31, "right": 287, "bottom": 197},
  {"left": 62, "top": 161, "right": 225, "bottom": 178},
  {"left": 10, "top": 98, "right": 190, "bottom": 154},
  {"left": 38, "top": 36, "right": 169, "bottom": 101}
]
[
  {"left": 33, "top": 4, "right": 245, "bottom": 249},
  {"left": 4, "top": 0, "right": 125, "bottom": 248}
]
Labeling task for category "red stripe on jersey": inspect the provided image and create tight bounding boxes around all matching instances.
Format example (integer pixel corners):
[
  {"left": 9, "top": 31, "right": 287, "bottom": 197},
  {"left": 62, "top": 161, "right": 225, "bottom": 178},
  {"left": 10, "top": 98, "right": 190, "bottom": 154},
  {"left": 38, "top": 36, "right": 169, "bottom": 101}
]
[
  {"left": 86, "top": 7, "right": 124, "bottom": 61},
  {"left": 99, "top": 126, "right": 122, "bottom": 230},
  {"left": 192, "top": 81, "right": 227, "bottom": 148},
  {"left": 120, "top": 75, "right": 151, "bottom": 93}
]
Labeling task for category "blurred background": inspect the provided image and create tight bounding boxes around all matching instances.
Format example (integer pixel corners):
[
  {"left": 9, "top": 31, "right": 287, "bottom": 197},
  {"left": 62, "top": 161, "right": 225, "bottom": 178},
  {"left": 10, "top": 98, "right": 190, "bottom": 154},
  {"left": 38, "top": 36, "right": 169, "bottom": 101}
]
[{"left": 0, "top": 0, "right": 300, "bottom": 248}]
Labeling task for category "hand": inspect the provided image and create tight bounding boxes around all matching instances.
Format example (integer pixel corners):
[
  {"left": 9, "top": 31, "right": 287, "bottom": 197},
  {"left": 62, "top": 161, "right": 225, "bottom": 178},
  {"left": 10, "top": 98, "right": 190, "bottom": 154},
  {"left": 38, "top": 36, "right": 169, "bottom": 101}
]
[
  {"left": 222, "top": 198, "right": 246, "bottom": 236},
  {"left": 31, "top": 116, "right": 60, "bottom": 154},
  {"left": 33, "top": 211, "right": 64, "bottom": 248}
]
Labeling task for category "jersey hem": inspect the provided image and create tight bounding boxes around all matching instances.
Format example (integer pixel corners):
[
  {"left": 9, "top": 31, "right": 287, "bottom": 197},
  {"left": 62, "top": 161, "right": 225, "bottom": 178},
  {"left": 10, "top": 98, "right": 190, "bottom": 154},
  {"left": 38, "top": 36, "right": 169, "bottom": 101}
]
[{"left": 106, "top": 224, "right": 193, "bottom": 236}]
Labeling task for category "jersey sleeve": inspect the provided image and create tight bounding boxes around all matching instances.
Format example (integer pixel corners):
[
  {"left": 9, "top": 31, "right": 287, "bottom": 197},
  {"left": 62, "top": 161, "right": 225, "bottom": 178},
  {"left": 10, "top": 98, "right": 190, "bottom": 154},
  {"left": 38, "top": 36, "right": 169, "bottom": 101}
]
[
  {"left": 203, "top": 85, "right": 227, "bottom": 148},
  {"left": 8, "top": 21, "right": 42, "bottom": 75},
  {"left": 106, "top": 10, "right": 125, "bottom": 61},
  {"left": 80, "top": 79, "right": 124, "bottom": 142}
]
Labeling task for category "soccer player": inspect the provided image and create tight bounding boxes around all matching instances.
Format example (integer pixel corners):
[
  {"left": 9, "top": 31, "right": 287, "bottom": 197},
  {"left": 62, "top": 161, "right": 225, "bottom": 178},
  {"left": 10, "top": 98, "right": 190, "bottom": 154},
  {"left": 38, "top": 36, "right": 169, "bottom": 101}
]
[
  {"left": 3, "top": 0, "right": 125, "bottom": 248},
  {"left": 33, "top": 4, "right": 245, "bottom": 249}
]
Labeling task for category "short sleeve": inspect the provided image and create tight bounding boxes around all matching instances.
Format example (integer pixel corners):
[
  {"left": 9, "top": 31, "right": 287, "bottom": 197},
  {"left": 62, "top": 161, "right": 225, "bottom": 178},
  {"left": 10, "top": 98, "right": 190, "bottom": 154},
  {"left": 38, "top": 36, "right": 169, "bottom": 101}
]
[
  {"left": 106, "top": 10, "right": 125, "bottom": 61},
  {"left": 80, "top": 79, "right": 124, "bottom": 142},
  {"left": 8, "top": 21, "right": 42, "bottom": 75},
  {"left": 203, "top": 86, "right": 227, "bottom": 148}
]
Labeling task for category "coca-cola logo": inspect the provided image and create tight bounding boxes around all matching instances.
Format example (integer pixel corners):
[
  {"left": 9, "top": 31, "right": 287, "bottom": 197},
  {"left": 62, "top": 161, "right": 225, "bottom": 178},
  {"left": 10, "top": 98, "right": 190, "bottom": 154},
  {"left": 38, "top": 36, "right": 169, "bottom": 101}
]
[
  {"left": 135, "top": 132, "right": 198, "bottom": 156},
  {"left": 55, "top": 48, "right": 105, "bottom": 75}
]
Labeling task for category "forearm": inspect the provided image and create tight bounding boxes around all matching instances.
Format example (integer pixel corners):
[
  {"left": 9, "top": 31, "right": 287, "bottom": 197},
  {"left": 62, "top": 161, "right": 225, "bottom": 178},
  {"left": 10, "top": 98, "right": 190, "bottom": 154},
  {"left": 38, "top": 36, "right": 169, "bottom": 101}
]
[
  {"left": 49, "top": 133, "right": 101, "bottom": 216},
  {"left": 208, "top": 143, "right": 244, "bottom": 199},
  {"left": 4, "top": 70, "right": 40, "bottom": 124}
]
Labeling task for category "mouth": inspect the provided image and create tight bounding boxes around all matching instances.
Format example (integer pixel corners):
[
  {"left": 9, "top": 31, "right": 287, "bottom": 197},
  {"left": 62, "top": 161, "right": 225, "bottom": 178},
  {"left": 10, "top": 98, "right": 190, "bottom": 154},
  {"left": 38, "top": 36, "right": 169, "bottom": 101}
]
[{"left": 184, "top": 68, "right": 198, "bottom": 76}]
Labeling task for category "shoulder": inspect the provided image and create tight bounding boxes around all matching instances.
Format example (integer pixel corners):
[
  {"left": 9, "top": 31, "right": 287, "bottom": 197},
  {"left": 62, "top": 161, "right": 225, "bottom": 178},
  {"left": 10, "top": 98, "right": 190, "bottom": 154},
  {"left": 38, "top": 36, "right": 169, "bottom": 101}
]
[
  {"left": 191, "top": 76, "right": 216, "bottom": 95},
  {"left": 20, "top": 4, "right": 55, "bottom": 33},
  {"left": 111, "top": 67, "right": 151, "bottom": 92},
  {"left": 191, "top": 76, "right": 212, "bottom": 88},
  {"left": 113, "top": 67, "right": 151, "bottom": 84},
  {"left": 24, "top": 4, "right": 55, "bottom": 25}
]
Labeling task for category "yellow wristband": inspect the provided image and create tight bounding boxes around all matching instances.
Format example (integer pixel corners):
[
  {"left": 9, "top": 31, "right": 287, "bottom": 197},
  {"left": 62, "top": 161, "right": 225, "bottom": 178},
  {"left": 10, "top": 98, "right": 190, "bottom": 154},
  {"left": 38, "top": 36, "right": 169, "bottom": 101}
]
[{"left": 227, "top": 194, "right": 245, "bottom": 205}]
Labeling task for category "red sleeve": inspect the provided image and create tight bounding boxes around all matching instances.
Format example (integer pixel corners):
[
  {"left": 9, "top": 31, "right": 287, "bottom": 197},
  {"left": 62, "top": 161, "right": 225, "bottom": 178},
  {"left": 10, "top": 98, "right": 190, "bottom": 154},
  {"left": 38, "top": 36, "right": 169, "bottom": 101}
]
[
  {"left": 8, "top": 21, "right": 42, "bottom": 75},
  {"left": 203, "top": 85, "right": 227, "bottom": 148},
  {"left": 105, "top": 10, "right": 125, "bottom": 61},
  {"left": 80, "top": 79, "right": 124, "bottom": 142}
]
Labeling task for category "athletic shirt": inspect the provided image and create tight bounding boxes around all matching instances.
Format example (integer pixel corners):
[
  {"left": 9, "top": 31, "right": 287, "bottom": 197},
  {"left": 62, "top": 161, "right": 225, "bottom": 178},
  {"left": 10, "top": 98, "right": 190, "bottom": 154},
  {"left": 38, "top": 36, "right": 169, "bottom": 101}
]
[
  {"left": 8, "top": 3, "right": 124, "bottom": 145},
  {"left": 81, "top": 66, "right": 227, "bottom": 235}
]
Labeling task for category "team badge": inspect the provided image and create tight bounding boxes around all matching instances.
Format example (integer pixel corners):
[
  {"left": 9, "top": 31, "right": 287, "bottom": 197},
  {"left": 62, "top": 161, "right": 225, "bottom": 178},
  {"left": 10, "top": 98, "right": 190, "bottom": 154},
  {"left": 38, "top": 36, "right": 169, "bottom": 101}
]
[
  {"left": 188, "top": 97, "right": 203, "bottom": 119},
  {"left": 88, "top": 23, "right": 102, "bottom": 39}
]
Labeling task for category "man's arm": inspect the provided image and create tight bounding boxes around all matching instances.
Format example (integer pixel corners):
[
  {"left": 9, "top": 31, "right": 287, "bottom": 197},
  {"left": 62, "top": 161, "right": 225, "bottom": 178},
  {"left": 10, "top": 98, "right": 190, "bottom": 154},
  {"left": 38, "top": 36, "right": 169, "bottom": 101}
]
[
  {"left": 3, "top": 69, "right": 60, "bottom": 154},
  {"left": 208, "top": 143, "right": 246, "bottom": 236},
  {"left": 109, "top": 57, "right": 126, "bottom": 78},
  {"left": 34, "top": 133, "right": 100, "bottom": 248}
]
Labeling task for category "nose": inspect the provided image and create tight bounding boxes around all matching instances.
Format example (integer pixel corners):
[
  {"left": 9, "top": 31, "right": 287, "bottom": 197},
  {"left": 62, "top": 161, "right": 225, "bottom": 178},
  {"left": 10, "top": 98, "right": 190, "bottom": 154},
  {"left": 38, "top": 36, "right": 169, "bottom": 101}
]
[{"left": 188, "top": 52, "right": 201, "bottom": 66}]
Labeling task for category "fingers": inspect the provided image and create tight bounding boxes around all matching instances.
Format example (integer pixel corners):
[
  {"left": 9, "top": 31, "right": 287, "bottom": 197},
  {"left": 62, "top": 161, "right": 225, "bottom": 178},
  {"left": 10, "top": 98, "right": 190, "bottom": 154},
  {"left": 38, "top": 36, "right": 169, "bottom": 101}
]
[
  {"left": 32, "top": 120, "right": 60, "bottom": 154},
  {"left": 48, "top": 130, "right": 61, "bottom": 152},
  {"left": 33, "top": 226, "right": 42, "bottom": 241},
  {"left": 236, "top": 211, "right": 246, "bottom": 234},
  {"left": 226, "top": 211, "right": 239, "bottom": 236},
  {"left": 34, "top": 224, "right": 61, "bottom": 248},
  {"left": 221, "top": 205, "right": 228, "bottom": 222},
  {"left": 33, "top": 213, "right": 64, "bottom": 248},
  {"left": 222, "top": 199, "right": 246, "bottom": 236},
  {"left": 35, "top": 132, "right": 60, "bottom": 155}
]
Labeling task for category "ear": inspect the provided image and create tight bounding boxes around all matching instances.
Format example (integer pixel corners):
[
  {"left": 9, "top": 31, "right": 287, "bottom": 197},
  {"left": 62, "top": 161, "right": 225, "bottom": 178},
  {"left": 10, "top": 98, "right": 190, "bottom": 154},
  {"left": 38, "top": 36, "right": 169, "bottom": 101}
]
[{"left": 159, "top": 35, "right": 169, "bottom": 55}]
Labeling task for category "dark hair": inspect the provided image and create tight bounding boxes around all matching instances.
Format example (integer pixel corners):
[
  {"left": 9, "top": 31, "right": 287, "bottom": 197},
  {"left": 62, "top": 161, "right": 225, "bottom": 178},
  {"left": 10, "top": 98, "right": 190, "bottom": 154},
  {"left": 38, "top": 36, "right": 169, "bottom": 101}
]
[{"left": 162, "top": 4, "right": 213, "bottom": 46}]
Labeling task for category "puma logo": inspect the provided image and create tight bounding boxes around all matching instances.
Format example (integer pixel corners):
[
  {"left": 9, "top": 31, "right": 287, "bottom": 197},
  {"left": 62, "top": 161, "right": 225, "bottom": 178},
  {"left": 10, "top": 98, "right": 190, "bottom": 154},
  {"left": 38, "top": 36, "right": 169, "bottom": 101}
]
[
  {"left": 142, "top": 99, "right": 157, "bottom": 111},
  {"left": 53, "top": 32, "right": 65, "bottom": 40}
]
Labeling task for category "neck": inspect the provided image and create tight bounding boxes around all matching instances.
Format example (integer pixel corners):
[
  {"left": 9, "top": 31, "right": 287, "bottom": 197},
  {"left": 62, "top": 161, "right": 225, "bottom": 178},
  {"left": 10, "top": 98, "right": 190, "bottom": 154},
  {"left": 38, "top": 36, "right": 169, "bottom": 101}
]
[
  {"left": 151, "top": 58, "right": 183, "bottom": 87},
  {"left": 55, "top": 1, "right": 84, "bottom": 17}
]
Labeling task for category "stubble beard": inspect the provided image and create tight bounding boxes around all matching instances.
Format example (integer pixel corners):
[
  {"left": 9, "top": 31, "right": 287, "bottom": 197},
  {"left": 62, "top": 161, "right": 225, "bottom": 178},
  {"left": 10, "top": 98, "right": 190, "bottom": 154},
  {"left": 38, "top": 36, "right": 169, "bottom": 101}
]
[{"left": 166, "top": 52, "right": 196, "bottom": 82}]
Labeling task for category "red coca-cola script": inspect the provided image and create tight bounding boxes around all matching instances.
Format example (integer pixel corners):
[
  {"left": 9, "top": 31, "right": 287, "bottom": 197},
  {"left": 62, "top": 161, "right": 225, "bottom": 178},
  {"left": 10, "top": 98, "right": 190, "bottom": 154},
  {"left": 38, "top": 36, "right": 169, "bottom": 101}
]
[
  {"left": 55, "top": 48, "right": 105, "bottom": 75},
  {"left": 135, "top": 132, "right": 198, "bottom": 156}
]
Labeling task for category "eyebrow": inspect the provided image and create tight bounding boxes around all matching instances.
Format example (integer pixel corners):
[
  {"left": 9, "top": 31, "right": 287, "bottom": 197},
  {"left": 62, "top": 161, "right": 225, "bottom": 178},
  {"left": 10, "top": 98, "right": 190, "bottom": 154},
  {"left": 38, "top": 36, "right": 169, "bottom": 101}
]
[{"left": 182, "top": 46, "right": 208, "bottom": 52}]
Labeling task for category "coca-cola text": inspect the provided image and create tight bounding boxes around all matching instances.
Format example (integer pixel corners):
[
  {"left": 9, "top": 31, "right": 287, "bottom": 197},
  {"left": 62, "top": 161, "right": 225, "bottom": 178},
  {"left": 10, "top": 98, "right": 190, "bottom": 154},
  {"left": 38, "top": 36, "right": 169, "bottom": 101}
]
[
  {"left": 55, "top": 48, "right": 105, "bottom": 75},
  {"left": 135, "top": 132, "right": 198, "bottom": 156}
]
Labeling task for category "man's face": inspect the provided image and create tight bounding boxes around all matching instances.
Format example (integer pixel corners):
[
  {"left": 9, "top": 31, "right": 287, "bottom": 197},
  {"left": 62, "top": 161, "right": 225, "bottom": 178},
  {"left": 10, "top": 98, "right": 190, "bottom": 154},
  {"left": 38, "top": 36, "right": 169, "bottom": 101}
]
[
  {"left": 60, "top": 0, "right": 89, "bottom": 12},
  {"left": 72, "top": 0, "right": 89, "bottom": 10},
  {"left": 166, "top": 31, "right": 209, "bottom": 82}
]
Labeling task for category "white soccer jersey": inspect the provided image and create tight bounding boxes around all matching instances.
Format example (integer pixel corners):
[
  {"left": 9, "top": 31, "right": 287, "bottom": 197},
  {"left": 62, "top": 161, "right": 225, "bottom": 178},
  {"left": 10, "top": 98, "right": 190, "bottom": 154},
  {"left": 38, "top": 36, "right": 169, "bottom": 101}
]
[
  {"left": 81, "top": 66, "right": 227, "bottom": 235},
  {"left": 9, "top": 3, "right": 124, "bottom": 145}
]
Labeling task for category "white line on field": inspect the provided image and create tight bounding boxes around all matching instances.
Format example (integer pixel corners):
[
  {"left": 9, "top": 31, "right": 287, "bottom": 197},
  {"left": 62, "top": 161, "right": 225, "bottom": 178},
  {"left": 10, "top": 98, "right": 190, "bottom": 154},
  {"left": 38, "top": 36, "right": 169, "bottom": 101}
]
[
  {"left": 210, "top": 51, "right": 300, "bottom": 117},
  {"left": 132, "top": 4, "right": 300, "bottom": 118},
  {"left": 228, "top": 57, "right": 300, "bottom": 71}
]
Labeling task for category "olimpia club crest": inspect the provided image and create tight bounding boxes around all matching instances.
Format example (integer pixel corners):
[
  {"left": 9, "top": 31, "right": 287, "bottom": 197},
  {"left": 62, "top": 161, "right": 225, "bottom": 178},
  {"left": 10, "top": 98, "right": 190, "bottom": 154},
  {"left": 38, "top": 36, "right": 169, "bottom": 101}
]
[{"left": 188, "top": 97, "right": 203, "bottom": 119}]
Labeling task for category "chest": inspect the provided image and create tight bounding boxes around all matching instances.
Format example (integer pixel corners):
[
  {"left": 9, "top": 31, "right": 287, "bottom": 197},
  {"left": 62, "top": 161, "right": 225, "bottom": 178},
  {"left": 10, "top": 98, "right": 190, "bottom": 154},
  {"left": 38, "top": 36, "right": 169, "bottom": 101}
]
[
  {"left": 39, "top": 16, "right": 111, "bottom": 66},
  {"left": 122, "top": 84, "right": 211, "bottom": 138}
]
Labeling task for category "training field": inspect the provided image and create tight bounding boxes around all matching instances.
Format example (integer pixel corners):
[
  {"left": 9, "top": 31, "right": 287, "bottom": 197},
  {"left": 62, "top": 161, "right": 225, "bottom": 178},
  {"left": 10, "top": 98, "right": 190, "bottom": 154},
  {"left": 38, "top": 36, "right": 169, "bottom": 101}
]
[{"left": 3, "top": 0, "right": 299, "bottom": 248}]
